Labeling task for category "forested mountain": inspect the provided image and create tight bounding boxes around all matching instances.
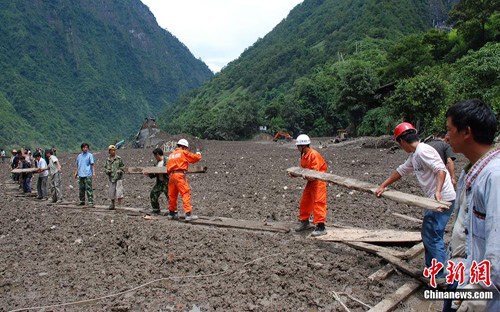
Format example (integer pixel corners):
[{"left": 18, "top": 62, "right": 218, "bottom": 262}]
[
  {"left": 0, "top": 0, "right": 213, "bottom": 150},
  {"left": 162, "top": 0, "right": 498, "bottom": 140}
]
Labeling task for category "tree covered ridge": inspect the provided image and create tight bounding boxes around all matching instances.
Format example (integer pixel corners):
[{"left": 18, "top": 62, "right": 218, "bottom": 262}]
[
  {"left": 161, "top": 0, "right": 499, "bottom": 140},
  {"left": 0, "top": 0, "right": 213, "bottom": 151}
]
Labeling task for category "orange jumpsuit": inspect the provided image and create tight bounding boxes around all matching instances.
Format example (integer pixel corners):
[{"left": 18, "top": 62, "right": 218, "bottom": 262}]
[
  {"left": 167, "top": 148, "right": 202, "bottom": 214},
  {"left": 299, "top": 148, "right": 327, "bottom": 224}
]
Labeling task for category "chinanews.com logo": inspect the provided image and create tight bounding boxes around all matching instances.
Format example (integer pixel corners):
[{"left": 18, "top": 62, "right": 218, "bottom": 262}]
[{"left": 422, "top": 259, "right": 496, "bottom": 301}]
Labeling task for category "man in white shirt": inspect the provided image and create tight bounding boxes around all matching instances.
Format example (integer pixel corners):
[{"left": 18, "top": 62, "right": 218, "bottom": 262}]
[
  {"left": 375, "top": 122, "right": 456, "bottom": 283},
  {"left": 34, "top": 152, "right": 49, "bottom": 200}
]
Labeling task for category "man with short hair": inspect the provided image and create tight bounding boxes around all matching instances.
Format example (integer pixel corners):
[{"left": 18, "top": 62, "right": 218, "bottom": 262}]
[
  {"left": 74, "top": 143, "right": 94, "bottom": 207},
  {"left": 46, "top": 149, "right": 63, "bottom": 203},
  {"left": 289, "top": 134, "right": 328, "bottom": 237},
  {"left": 446, "top": 99, "right": 500, "bottom": 311},
  {"left": 167, "top": 139, "right": 202, "bottom": 221},
  {"left": 34, "top": 152, "right": 49, "bottom": 200},
  {"left": 104, "top": 145, "right": 124, "bottom": 210},
  {"left": 144, "top": 147, "right": 168, "bottom": 215},
  {"left": 376, "top": 122, "right": 456, "bottom": 283}
]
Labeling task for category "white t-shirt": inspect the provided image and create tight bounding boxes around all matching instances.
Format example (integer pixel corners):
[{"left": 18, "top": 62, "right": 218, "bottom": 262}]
[
  {"left": 48, "top": 155, "right": 60, "bottom": 175},
  {"left": 396, "top": 142, "right": 456, "bottom": 202},
  {"left": 37, "top": 158, "right": 49, "bottom": 177}
]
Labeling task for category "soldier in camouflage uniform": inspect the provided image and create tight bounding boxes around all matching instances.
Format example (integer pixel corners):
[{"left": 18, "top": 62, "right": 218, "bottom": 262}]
[{"left": 144, "top": 147, "right": 168, "bottom": 214}]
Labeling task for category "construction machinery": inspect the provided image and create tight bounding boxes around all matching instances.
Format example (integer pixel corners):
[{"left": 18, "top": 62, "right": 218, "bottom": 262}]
[{"left": 273, "top": 131, "right": 293, "bottom": 142}]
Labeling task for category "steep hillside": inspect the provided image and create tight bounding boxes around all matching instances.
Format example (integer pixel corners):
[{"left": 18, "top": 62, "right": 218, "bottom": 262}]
[
  {"left": 162, "top": 0, "right": 457, "bottom": 140},
  {"left": 0, "top": 0, "right": 213, "bottom": 150}
]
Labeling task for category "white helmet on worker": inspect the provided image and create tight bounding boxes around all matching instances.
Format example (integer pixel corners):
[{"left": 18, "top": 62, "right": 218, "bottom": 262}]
[
  {"left": 295, "top": 134, "right": 311, "bottom": 146},
  {"left": 177, "top": 139, "right": 189, "bottom": 148}
]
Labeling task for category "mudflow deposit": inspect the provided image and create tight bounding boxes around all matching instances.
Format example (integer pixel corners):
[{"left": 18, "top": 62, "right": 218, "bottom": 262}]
[{"left": 0, "top": 137, "right": 466, "bottom": 311}]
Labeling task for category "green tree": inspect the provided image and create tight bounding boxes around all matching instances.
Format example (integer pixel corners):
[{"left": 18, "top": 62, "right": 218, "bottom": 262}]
[
  {"left": 448, "top": 42, "right": 500, "bottom": 110},
  {"left": 448, "top": 0, "right": 500, "bottom": 50},
  {"left": 385, "top": 70, "right": 447, "bottom": 134},
  {"left": 384, "top": 35, "right": 434, "bottom": 81},
  {"left": 334, "top": 60, "right": 380, "bottom": 133}
]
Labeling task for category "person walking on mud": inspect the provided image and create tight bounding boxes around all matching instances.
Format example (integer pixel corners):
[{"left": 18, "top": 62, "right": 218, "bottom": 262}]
[
  {"left": 104, "top": 145, "right": 125, "bottom": 210},
  {"left": 46, "top": 149, "right": 63, "bottom": 203},
  {"left": 74, "top": 143, "right": 94, "bottom": 207},
  {"left": 144, "top": 147, "right": 168, "bottom": 215},
  {"left": 375, "top": 122, "right": 455, "bottom": 285},
  {"left": 289, "top": 134, "right": 328, "bottom": 237},
  {"left": 166, "top": 139, "right": 202, "bottom": 221}
]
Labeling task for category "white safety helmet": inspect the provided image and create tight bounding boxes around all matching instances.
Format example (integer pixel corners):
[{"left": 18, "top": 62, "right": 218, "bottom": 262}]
[
  {"left": 295, "top": 134, "right": 311, "bottom": 146},
  {"left": 177, "top": 139, "right": 189, "bottom": 147}
]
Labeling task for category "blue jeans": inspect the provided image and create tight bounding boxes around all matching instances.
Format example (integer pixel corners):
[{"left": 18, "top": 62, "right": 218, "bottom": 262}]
[{"left": 421, "top": 200, "right": 455, "bottom": 278}]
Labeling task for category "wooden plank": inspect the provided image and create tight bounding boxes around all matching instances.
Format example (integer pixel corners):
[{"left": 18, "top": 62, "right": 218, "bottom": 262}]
[
  {"left": 11, "top": 168, "right": 40, "bottom": 174},
  {"left": 311, "top": 227, "right": 421, "bottom": 243},
  {"left": 399, "top": 242, "right": 425, "bottom": 260},
  {"left": 376, "top": 252, "right": 425, "bottom": 283},
  {"left": 125, "top": 166, "right": 207, "bottom": 174},
  {"left": 368, "top": 264, "right": 395, "bottom": 282},
  {"left": 287, "top": 167, "right": 450, "bottom": 211},
  {"left": 368, "top": 280, "right": 421, "bottom": 312},
  {"left": 392, "top": 213, "right": 422, "bottom": 224},
  {"left": 369, "top": 242, "right": 425, "bottom": 281},
  {"left": 344, "top": 242, "right": 406, "bottom": 258},
  {"left": 189, "top": 217, "right": 290, "bottom": 233}
]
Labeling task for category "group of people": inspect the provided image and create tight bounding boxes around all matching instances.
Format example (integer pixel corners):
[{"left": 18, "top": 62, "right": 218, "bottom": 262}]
[
  {"left": 72, "top": 140, "right": 202, "bottom": 222},
  {"left": 292, "top": 99, "right": 498, "bottom": 311},
  {"left": 8, "top": 147, "right": 63, "bottom": 202}
]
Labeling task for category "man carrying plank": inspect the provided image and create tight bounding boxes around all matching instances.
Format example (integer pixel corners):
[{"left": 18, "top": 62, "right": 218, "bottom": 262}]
[
  {"left": 375, "top": 122, "right": 456, "bottom": 285},
  {"left": 288, "top": 134, "right": 328, "bottom": 237},
  {"left": 166, "top": 139, "right": 202, "bottom": 221},
  {"left": 143, "top": 147, "right": 169, "bottom": 215}
]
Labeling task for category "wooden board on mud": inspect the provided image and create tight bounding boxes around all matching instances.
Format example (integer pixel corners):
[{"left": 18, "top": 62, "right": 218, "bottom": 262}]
[
  {"left": 286, "top": 167, "right": 450, "bottom": 211},
  {"left": 125, "top": 166, "right": 207, "bottom": 174},
  {"left": 188, "top": 216, "right": 290, "bottom": 233},
  {"left": 311, "top": 227, "right": 421, "bottom": 243}
]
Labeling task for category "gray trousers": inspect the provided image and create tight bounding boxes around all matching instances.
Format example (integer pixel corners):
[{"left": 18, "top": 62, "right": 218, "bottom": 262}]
[
  {"left": 50, "top": 172, "right": 63, "bottom": 202},
  {"left": 37, "top": 176, "right": 48, "bottom": 199}
]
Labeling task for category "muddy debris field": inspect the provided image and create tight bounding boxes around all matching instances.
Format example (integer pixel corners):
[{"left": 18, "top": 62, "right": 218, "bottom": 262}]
[{"left": 0, "top": 137, "right": 466, "bottom": 311}]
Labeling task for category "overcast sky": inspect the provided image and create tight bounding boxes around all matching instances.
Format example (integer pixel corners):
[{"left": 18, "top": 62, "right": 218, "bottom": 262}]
[{"left": 140, "top": 0, "right": 303, "bottom": 73}]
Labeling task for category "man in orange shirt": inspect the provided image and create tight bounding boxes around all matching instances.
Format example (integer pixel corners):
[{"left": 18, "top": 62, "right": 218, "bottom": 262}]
[
  {"left": 167, "top": 139, "right": 202, "bottom": 221},
  {"left": 289, "top": 134, "right": 328, "bottom": 236}
]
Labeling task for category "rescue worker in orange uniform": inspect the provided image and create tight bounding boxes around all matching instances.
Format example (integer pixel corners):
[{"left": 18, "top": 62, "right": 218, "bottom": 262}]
[
  {"left": 167, "top": 139, "right": 202, "bottom": 221},
  {"left": 290, "top": 134, "right": 328, "bottom": 236}
]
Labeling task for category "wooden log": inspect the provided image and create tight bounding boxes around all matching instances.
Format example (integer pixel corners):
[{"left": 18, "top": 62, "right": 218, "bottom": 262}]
[
  {"left": 375, "top": 252, "right": 425, "bottom": 283},
  {"left": 286, "top": 167, "right": 450, "bottom": 211},
  {"left": 367, "top": 280, "right": 421, "bottom": 312},
  {"left": 392, "top": 213, "right": 422, "bottom": 224},
  {"left": 311, "top": 227, "right": 421, "bottom": 243},
  {"left": 125, "top": 166, "right": 207, "bottom": 174},
  {"left": 11, "top": 168, "right": 40, "bottom": 174}
]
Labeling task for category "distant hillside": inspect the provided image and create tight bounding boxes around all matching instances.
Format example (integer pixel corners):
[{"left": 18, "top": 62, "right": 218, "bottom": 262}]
[
  {"left": 161, "top": 0, "right": 458, "bottom": 140},
  {"left": 0, "top": 0, "right": 213, "bottom": 150}
]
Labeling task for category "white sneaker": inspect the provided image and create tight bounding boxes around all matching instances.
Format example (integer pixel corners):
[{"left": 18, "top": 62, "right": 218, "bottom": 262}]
[{"left": 185, "top": 213, "right": 198, "bottom": 221}]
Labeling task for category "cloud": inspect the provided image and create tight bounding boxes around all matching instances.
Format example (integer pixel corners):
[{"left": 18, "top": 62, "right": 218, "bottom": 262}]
[{"left": 141, "top": 0, "right": 303, "bottom": 72}]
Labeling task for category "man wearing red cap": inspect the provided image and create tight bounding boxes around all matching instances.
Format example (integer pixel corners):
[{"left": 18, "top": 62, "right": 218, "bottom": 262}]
[{"left": 375, "top": 122, "right": 456, "bottom": 286}]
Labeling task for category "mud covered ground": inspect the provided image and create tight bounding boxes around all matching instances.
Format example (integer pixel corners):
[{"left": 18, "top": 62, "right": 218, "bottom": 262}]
[{"left": 0, "top": 138, "right": 466, "bottom": 311}]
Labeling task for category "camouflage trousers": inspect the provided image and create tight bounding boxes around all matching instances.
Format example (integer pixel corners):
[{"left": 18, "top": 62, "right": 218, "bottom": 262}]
[
  {"left": 78, "top": 176, "right": 93, "bottom": 205},
  {"left": 150, "top": 182, "right": 168, "bottom": 212}
]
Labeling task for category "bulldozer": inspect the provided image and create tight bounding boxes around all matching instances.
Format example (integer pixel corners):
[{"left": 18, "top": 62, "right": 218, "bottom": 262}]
[{"left": 273, "top": 131, "right": 293, "bottom": 142}]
